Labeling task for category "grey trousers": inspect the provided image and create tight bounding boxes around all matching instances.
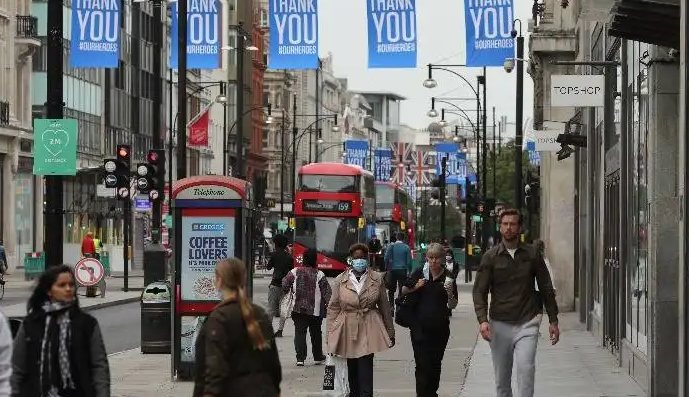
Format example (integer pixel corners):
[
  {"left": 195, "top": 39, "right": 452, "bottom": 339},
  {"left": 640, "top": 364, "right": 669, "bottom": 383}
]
[
  {"left": 267, "top": 285, "right": 287, "bottom": 331},
  {"left": 489, "top": 314, "right": 542, "bottom": 397}
]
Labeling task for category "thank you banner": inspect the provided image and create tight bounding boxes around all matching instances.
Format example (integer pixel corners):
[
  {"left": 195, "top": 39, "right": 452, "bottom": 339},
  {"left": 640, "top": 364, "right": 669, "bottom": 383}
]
[
  {"left": 170, "top": 0, "right": 222, "bottom": 70},
  {"left": 366, "top": 0, "right": 417, "bottom": 68},
  {"left": 70, "top": 0, "right": 121, "bottom": 68},
  {"left": 344, "top": 140, "right": 369, "bottom": 169},
  {"left": 435, "top": 143, "right": 467, "bottom": 184},
  {"left": 269, "top": 0, "right": 319, "bottom": 69},
  {"left": 464, "top": 0, "right": 514, "bottom": 67},
  {"left": 374, "top": 148, "right": 392, "bottom": 181}
]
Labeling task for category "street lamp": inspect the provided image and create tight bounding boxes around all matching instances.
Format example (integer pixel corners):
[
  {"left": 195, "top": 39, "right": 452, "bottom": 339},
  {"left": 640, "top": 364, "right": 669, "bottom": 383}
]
[{"left": 508, "top": 18, "right": 526, "bottom": 213}]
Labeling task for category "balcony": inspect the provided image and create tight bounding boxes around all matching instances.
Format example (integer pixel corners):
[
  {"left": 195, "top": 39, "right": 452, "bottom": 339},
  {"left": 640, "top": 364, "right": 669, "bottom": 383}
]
[
  {"left": 15, "top": 15, "right": 41, "bottom": 58},
  {"left": 0, "top": 101, "right": 9, "bottom": 126}
]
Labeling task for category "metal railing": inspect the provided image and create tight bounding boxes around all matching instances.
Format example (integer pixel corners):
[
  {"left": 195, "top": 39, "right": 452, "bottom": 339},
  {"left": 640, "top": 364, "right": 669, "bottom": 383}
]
[
  {"left": 0, "top": 102, "right": 9, "bottom": 125},
  {"left": 16, "top": 15, "right": 38, "bottom": 38}
]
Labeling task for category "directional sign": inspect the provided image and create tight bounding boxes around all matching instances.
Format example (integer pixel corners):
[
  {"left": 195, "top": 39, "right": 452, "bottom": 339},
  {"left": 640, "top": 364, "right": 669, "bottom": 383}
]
[
  {"left": 33, "top": 119, "right": 78, "bottom": 175},
  {"left": 74, "top": 257, "right": 105, "bottom": 286},
  {"left": 104, "top": 174, "right": 118, "bottom": 188}
]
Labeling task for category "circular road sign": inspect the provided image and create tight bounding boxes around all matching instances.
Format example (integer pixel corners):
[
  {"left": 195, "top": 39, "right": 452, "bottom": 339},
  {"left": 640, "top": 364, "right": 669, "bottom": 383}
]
[
  {"left": 104, "top": 174, "right": 117, "bottom": 187},
  {"left": 75, "top": 257, "right": 105, "bottom": 286}
]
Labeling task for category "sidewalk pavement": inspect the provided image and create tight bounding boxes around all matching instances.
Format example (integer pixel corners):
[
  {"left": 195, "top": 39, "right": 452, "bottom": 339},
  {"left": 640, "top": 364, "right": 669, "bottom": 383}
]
[{"left": 459, "top": 312, "right": 646, "bottom": 397}]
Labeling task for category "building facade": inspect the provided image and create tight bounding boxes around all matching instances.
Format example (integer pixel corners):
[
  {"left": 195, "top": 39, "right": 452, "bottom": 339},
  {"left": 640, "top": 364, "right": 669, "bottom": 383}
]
[
  {"left": 0, "top": 4, "right": 41, "bottom": 270},
  {"left": 533, "top": 0, "right": 681, "bottom": 394}
]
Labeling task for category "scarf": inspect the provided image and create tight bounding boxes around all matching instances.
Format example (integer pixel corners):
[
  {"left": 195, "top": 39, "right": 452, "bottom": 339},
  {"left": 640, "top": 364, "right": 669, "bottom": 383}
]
[{"left": 40, "top": 300, "right": 76, "bottom": 397}]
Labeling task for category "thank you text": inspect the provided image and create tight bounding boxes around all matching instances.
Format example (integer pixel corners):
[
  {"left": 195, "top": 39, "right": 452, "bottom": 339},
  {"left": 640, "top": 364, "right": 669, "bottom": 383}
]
[
  {"left": 464, "top": 0, "right": 514, "bottom": 67},
  {"left": 366, "top": 0, "right": 417, "bottom": 68},
  {"left": 436, "top": 143, "right": 467, "bottom": 184},
  {"left": 170, "top": 0, "right": 222, "bottom": 70},
  {"left": 269, "top": 0, "right": 319, "bottom": 69},
  {"left": 70, "top": 0, "right": 120, "bottom": 67},
  {"left": 374, "top": 149, "right": 393, "bottom": 181},
  {"left": 344, "top": 140, "right": 370, "bottom": 170}
]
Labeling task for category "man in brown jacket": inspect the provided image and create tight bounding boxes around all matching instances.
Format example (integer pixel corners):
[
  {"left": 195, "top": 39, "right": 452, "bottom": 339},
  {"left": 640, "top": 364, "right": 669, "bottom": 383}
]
[{"left": 472, "top": 208, "right": 559, "bottom": 397}]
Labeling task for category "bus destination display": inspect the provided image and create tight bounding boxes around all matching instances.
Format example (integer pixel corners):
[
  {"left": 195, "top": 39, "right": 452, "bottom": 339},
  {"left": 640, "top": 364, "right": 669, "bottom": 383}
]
[{"left": 302, "top": 199, "right": 352, "bottom": 213}]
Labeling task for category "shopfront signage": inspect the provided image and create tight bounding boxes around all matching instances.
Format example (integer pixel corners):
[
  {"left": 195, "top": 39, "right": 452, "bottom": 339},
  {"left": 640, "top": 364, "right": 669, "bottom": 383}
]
[
  {"left": 551, "top": 75, "right": 605, "bottom": 107},
  {"left": 33, "top": 119, "right": 78, "bottom": 176},
  {"left": 175, "top": 185, "right": 241, "bottom": 200}
]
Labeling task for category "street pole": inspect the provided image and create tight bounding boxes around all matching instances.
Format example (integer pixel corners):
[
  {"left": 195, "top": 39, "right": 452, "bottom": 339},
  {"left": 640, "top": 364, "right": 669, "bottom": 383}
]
[
  {"left": 222, "top": 85, "right": 228, "bottom": 175},
  {"left": 481, "top": 67, "right": 488, "bottom": 250},
  {"left": 475, "top": 78, "right": 481, "bottom": 196},
  {"left": 45, "top": 0, "right": 64, "bottom": 268},
  {"left": 515, "top": 30, "right": 525, "bottom": 213},
  {"left": 168, "top": 68, "right": 173, "bottom": 206},
  {"left": 176, "top": 0, "right": 188, "bottom": 181},
  {"left": 280, "top": 122, "right": 285, "bottom": 219},
  {"left": 492, "top": 106, "right": 497, "bottom": 199},
  {"left": 440, "top": 156, "right": 447, "bottom": 243},
  {"left": 464, "top": 176, "right": 472, "bottom": 283},
  {"left": 236, "top": 23, "right": 246, "bottom": 179},
  {"left": 292, "top": 94, "right": 297, "bottom": 207}
]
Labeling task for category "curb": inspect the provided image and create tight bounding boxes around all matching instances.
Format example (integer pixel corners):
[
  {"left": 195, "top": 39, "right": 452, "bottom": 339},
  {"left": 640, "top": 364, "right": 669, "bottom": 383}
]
[{"left": 82, "top": 296, "right": 141, "bottom": 312}]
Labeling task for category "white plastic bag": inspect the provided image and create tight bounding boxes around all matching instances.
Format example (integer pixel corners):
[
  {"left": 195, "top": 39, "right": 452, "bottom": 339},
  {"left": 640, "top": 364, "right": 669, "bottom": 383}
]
[{"left": 323, "top": 355, "right": 349, "bottom": 397}]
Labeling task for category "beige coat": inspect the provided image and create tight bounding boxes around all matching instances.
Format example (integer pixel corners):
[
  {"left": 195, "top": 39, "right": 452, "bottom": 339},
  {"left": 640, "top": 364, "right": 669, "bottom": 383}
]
[{"left": 326, "top": 269, "right": 395, "bottom": 359}]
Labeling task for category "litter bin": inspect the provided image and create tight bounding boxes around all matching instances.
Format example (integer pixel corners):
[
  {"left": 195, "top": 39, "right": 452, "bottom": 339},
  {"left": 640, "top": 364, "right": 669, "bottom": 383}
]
[{"left": 141, "top": 281, "right": 172, "bottom": 354}]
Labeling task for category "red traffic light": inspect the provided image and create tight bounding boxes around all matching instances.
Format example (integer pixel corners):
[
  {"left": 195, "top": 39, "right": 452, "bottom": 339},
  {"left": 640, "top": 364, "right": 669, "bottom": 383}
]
[
  {"left": 147, "top": 151, "right": 159, "bottom": 163},
  {"left": 117, "top": 145, "right": 130, "bottom": 159}
]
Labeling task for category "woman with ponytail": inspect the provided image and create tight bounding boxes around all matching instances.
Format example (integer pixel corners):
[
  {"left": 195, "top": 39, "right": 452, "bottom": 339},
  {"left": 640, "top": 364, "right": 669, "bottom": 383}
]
[{"left": 193, "top": 258, "right": 282, "bottom": 397}]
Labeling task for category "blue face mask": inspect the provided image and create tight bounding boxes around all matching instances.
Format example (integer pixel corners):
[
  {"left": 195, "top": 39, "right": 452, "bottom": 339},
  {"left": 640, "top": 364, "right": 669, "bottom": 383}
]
[{"left": 351, "top": 258, "right": 369, "bottom": 272}]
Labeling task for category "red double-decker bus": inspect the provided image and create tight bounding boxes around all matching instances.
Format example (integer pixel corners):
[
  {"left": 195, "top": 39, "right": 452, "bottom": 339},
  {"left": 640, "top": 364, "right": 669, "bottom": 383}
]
[
  {"left": 375, "top": 182, "right": 415, "bottom": 247},
  {"left": 293, "top": 163, "right": 376, "bottom": 275}
]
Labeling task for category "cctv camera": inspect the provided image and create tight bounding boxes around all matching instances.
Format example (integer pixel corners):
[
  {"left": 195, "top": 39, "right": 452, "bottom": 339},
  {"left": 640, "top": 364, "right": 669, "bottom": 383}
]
[
  {"left": 510, "top": 29, "right": 518, "bottom": 39},
  {"left": 503, "top": 58, "right": 515, "bottom": 73}
]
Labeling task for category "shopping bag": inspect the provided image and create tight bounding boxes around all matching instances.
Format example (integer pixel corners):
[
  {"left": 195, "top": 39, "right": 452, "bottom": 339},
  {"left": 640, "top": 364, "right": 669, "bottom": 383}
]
[
  {"left": 279, "top": 270, "right": 297, "bottom": 319},
  {"left": 332, "top": 355, "right": 350, "bottom": 397},
  {"left": 322, "top": 355, "right": 335, "bottom": 391}
]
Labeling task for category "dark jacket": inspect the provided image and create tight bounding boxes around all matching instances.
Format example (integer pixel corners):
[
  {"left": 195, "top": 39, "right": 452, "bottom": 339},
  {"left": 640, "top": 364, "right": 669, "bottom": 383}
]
[
  {"left": 193, "top": 301, "right": 281, "bottom": 397},
  {"left": 472, "top": 242, "right": 559, "bottom": 325},
  {"left": 404, "top": 267, "right": 458, "bottom": 332},
  {"left": 267, "top": 250, "right": 293, "bottom": 287},
  {"left": 11, "top": 307, "right": 110, "bottom": 397}
]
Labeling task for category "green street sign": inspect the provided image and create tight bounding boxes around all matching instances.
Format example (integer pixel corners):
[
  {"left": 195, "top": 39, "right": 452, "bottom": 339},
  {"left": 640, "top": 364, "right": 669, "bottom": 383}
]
[
  {"left": 471, "top": 215, "right": 483, "bottom": 223},
  {"left": 33, "top": 119, "right": 78, "bottom": 175},
  {"left": 164, "top": 215, "right": 173, "bottom": 229},
  {"left": 277, "top": 220, "right": 288, "bottom": 232}
]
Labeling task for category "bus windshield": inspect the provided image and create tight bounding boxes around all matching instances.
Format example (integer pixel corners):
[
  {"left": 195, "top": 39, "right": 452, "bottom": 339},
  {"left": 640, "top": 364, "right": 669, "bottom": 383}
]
[
  {"left": 300, "top": 175, "right": 357, "bottom": 193},
  {"left": 375, "top": 184, "right": 395, "bottom": 205},
  {"left": 294, "top": 217, "right": 360, "bottom": 256}
]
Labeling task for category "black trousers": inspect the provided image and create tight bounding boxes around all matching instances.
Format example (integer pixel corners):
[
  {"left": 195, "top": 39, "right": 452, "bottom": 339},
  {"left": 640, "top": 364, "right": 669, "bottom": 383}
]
[
  {"left": 387, "top": 269, "right": 407, "bottom": 308},
  {"left": 347, "top": 354, "right": 374, "bottom": 397},
  {"left": 291, "top": 312, "right": 324, "bottom": 361},
  {"left": 411, "top": 325, "right": 450, "bottom": 397}
]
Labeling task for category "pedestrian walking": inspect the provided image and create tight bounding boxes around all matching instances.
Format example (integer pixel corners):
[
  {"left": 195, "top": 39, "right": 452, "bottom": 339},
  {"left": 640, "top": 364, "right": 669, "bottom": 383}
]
[
  {"left": 11, "top": 265, "right": 110, "bottom": 397},
  {"left": 326, "top": 243, "right": 395, "bottom": 397},
  {"left": 266, "top": 234, "right": 293, "bottom": 338},
  {"left": 193, "top": 258, "right": 281, "bottom": 397},
  {"left": 444, "top": 248, "right": 460, "bottom": 279},
  {"left": 281, "top": 248, "right": 332, "bottom": 367},
  {"left": 80, "top": 231, "right": 96, "bottom": 258},
  {"left": 384, "top": 232, "right": 412, "bottom": 312},
  {"left": 472, "top": 208, "right": 560, "bottom": 397},
  {"left": 401, "top": 243, "right": 458, "bottom": 397}
]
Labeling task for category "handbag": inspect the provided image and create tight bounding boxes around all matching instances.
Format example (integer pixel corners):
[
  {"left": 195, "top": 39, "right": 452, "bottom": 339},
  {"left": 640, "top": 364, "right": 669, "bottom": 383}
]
[
  {"left": 323, "top": 354, "right": 349, "bottom": 397},
  {"left": 394, "top": 291, "right": 419, "bottom": 328},
  {"left": 279, "top": 269, "right": 297, "bottom": 319}
]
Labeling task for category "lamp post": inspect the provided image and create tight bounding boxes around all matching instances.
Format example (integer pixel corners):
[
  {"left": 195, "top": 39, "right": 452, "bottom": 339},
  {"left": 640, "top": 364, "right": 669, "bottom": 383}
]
[
  {"left": 440, "top": 156, "right": 448, "bottom": 243},
  {"left": 513, "top": 19, "right": 525, "bottom": 212}
]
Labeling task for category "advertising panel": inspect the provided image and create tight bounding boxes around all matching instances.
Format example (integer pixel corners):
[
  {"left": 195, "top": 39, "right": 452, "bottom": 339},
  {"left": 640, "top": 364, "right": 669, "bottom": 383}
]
[
  {"left": 344, "top": 140, "right": 369, "bottom": 169},
  {"left": 170, "top": 0, "right": 223, "bottom": 70},
  {"left": 435, "top": 143, "right": 467, "bottom": 184},
  {"left": 374, "top": 149, "right": 393, "bottom": 181},
  {"left": 268, "top": 0, "right": 319, "bottom": 69},
  {"left": 180, "top": 213, "right": 235, "bottom": 301},
  {"left": 464, "top": 0, "right": 514, "bottom": 67},
  {"left": 366, "top": 0, "right": 417, "bottom": 68},
  {"left": 70, "top": 0, "right": 121, "bottom": 67}
]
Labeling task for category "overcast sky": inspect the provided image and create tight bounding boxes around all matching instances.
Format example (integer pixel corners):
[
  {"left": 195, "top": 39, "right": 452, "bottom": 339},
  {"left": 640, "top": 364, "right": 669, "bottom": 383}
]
[{"left": 317, "top": 0, "right": 534, "bottom": 133}]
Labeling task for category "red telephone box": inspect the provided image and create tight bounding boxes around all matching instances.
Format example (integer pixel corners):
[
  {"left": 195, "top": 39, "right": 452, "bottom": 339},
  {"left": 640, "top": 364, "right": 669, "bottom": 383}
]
[{"left": 170, "top": 175, "right": 252, "bottom": 380}]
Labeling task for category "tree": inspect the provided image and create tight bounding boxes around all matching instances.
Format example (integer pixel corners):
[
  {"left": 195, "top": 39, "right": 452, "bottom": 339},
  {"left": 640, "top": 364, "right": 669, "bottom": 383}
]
[{"left": 416, "top": 190, "right": 465, "bottom": 244}]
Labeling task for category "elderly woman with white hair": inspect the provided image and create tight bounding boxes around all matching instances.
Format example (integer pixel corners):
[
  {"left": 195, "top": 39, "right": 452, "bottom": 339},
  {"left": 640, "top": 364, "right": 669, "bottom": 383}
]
[{"left": 401, "top": 242, "right": 458, "bottom": 397}]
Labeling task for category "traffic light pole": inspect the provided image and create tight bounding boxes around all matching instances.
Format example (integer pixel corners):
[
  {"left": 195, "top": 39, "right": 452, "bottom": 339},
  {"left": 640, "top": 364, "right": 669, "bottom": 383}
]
[
  {"left": 464, "top": 177, "right": 473, "bottom": 283},
  {"left": 45, "top": 0, "right": 64, "bottom": 268},
  {"left": 440, "top": 156, "right": 447, "bottom": 243}
]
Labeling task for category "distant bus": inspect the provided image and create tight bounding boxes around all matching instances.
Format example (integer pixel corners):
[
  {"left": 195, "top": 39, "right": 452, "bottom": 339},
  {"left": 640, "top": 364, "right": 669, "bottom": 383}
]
[
  {"left": 293, "top": 163, "right": 376, "bottom": 275},
  {"left": 375, "top": 182, "right": 415, "bottom": 248}
]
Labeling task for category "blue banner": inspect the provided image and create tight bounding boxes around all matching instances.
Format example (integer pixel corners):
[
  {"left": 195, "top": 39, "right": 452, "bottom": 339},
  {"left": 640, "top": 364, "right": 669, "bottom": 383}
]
[
  {"left": 268, "top": 0, "right": 319, "bottom": 69},
  {"left": 464, "top": 0, "right": 514, "bottom": 67},
  {"left": 344, "top": 140, "right": 369, "bottom": 169},
  {"left": 170, "top": 0, "right": 222, "bottom": 70},
  {"left": 69, "top": 0, "right": 121, "bottom": 67},
  {"left": 366, "top": 0, "right": 417, "bottom": 68},
  {"left": 373, "top": 149, "right": 392, "bottom": 181},
  {"left": 435, "top": 143, "right": 467, "bottom": 184}
]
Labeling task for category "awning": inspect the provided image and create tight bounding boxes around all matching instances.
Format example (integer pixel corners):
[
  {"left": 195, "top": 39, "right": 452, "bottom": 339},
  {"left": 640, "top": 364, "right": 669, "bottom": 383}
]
[{"left": 608, "top": 0, "right": 680, "bottom": 49}]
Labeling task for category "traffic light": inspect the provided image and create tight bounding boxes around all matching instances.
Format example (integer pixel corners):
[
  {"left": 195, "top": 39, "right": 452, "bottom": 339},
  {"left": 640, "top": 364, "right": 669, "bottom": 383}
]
[
  {"left": 136, "top": 149, "right": 165, "bottom": 201},
  {"left": 103, "top": 144, "right": 131, "bottom": 200}
]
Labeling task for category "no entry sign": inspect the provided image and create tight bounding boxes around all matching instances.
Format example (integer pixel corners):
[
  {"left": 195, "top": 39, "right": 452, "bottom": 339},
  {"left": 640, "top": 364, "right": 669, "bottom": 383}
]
[{"left": 75, "top": 257, "right": 105, "bottom": 286}]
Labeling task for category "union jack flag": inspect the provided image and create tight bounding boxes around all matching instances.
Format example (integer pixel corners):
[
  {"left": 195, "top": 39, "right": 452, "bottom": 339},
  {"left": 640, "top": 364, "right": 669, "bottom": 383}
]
[
  {"left": 390, "top": 142, "right": 413, "bottom": 184},
  {"left": 389, "top": 142, "right": 434, "bottom": 188}
]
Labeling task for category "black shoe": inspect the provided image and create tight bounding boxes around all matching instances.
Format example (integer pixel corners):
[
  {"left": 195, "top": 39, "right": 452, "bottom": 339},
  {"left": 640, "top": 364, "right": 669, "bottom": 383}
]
[{"left": 274, "top": 330, "right": 283, "bottom": 338}]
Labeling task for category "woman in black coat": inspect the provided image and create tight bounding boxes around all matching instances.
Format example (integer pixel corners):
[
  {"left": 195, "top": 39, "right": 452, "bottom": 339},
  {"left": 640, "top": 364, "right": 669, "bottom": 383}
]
[{"left": 11, "top": 265, "right": 110, "bottom": 397}]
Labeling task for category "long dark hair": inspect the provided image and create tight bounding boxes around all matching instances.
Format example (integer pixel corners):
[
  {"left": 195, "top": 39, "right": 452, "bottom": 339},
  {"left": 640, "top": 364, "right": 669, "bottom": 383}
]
[{"left": 27, "top": 265, "right": 79, "bottom": 314}]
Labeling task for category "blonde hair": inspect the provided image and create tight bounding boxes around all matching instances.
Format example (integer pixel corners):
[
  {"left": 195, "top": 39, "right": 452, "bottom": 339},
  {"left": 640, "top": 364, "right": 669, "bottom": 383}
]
[
  {"left": 215, "top": 258, "right": 269, "bottom": 350},
  {"left": 426, "top": 243, "right": 445, "bottom": 258}
]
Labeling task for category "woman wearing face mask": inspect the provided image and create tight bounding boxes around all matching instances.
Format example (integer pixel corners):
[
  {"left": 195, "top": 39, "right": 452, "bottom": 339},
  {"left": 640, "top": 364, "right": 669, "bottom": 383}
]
[
  {"left": 193, "top": 258, "right": 282, "bottom": 397},
  {"left": 11, "top": 265, "right": 110, "bottom": 397},
  {"left": 402, "top": 243, "right": 458, "bottom": 397},
  {"left": 444, "top": 249, "right": 460, "bottom": 280},
  {"left": 326, "top": 243, "right": 395, "bottom": 397}
]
